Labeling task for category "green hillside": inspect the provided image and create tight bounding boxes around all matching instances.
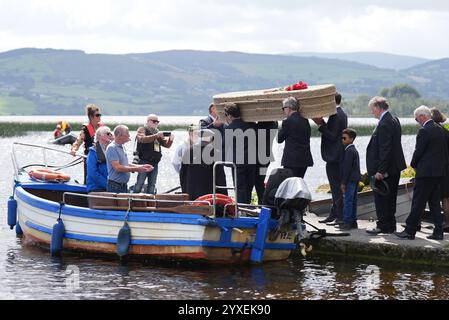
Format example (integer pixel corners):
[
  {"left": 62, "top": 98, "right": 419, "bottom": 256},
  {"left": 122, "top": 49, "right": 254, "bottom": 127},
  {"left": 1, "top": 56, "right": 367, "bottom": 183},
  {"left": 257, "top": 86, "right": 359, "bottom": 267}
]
[
  {"left": 289, "top": 52, "right": 430, "bottom": 70},
  {"left": 0, "top": 48, "right": 447, "bottom": 116}
]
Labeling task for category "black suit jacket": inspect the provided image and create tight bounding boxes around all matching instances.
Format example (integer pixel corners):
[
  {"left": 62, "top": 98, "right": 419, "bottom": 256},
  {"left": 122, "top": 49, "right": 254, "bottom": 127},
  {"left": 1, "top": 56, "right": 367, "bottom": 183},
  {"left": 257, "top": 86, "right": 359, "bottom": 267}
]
[
  {"left": 224, "top": 118, "right": 256, "bottom": 165},
  {"left": 256, "top": 121, "right": 278, "bottom": 166},
  {"left": 366, "top": 111, "right": 406, "bottom": 176},
  {"left": 278, "top": 112, "right": 313, "bottom": 168},
  {"left": 319, "top": 106, "right": 348, "bottom": 163},
  {"left": 340, "top": 145, "right": 361, "bottom": 185},
  {"left": 411, "top": 120, "right": 448, "bottom": 178}
]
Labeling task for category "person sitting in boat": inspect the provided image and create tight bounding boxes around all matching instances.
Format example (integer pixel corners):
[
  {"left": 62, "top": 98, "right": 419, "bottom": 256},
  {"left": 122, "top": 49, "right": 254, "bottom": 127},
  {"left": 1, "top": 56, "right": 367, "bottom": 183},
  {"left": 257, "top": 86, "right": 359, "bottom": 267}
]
[
  {"left": 70, "top": 104, "right": 104, "bottom": 184},
  {"left": 106, "top": 125, "right": 153, "bottom": 193},
  {"left": 86, "top": 126, "right": 113, "bottom": 193},
  {"left": 61, "top": 120, "right": 72, "bottom": 135},
  {"left": 133, "top": 114, "right": 174, "bottom": 194},
  {"left": 53, "top": 124, "right": 63, "bottom": 139}
]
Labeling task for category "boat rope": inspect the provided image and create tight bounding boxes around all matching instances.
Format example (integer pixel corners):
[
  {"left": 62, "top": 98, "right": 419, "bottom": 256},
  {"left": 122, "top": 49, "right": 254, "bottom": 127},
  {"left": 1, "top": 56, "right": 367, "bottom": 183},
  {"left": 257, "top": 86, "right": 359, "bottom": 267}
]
[
  {"left": 302, "top": 219, "right": 350, "bottom": 239},
  {"left": 58, "top": 202, "right": 64, "bottom": 220},
  {"left": 124, "top": 198, "right": 132, "bottom": 221},
  {"left": 21, "top": 156, "right": 84, "bottom": 171}
]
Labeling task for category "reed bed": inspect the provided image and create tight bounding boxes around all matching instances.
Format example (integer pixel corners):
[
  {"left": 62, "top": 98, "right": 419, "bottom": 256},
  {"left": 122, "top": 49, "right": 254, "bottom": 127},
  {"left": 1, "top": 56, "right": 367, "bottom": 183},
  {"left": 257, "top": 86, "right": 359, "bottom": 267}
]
[
  {"left": 0, "top": 121, "right": 420, "bottom": 137},
  {"left": 0, "top": 122, "right": 188, "bottom": 137}
]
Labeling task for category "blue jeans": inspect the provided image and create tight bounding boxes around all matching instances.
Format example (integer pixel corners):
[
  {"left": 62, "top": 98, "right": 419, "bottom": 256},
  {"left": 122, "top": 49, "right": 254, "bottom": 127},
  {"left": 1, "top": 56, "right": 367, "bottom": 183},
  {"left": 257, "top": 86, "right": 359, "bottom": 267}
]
[
  {"left": 107, "top": 180, "right": 128, "bottom": 193},
  {"left": 134, "top": 163, "right": 158, "bottom": 194},
  {"left": 343, "top": 182, "right": 358, "bottom": 224}
]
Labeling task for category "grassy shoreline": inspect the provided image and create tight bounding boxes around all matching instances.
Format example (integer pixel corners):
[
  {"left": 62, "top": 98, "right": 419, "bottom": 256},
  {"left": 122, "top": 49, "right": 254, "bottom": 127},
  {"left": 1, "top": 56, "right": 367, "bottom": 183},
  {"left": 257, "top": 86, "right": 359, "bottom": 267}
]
[{"left": 0, "top": 121, "right": 421, "bottom": 137}]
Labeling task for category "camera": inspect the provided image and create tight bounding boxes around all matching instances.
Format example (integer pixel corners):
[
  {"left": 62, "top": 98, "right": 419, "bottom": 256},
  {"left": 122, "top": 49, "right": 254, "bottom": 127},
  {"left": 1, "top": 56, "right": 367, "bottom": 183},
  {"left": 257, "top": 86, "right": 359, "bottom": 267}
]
[{"left": 162, "top": 131, "right": 171, "bottom": 137}]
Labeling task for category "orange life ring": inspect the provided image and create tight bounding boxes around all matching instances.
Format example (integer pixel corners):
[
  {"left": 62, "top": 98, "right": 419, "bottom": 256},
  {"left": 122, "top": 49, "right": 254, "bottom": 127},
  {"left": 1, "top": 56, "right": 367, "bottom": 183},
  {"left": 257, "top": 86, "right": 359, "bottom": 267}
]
[
  {"left": 28, "top": 168, "right": 71, "bottom": 183},
  {"left": 193, "top": 194, "right": 236, "bottom": 216}
]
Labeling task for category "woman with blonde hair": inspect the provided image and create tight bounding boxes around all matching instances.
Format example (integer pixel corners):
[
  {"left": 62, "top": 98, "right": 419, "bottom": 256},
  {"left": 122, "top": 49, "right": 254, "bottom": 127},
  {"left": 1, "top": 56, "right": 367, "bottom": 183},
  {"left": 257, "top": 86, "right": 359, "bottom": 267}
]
[
  {"left": 70, "top": 104, "right": 104, "bottom": 183},
  {"left": 431, "top": 107, "right": 449, "bottom": 232}
]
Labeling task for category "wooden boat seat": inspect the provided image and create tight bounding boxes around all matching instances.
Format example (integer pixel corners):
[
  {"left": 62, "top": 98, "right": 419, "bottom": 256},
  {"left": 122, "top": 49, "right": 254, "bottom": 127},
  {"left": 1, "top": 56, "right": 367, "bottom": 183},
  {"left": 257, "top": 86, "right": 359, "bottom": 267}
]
[{"left": 87, "top": 192, "right": 212, "bottom": 215}]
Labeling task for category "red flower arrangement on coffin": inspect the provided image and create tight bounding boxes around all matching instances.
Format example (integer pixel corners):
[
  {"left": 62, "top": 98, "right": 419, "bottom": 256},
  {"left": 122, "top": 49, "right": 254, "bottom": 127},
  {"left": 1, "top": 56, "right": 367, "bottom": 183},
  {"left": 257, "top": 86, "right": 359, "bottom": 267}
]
[{"left": 285, "top": 80, "right": 308, "bottom": 91}]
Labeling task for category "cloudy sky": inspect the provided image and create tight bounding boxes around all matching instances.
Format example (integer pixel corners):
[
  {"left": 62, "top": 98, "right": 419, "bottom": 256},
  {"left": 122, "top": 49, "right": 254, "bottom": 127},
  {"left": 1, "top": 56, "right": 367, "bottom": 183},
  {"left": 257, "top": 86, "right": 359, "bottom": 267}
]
[{"left": 1, "top": 0, "right": 448, "bottom": 59}]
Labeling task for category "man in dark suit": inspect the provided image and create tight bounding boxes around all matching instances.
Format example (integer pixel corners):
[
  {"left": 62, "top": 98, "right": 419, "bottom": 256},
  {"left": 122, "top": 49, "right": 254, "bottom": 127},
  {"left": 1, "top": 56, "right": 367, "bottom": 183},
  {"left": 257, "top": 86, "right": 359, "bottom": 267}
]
[
  {"left": 395, "top": 106, "right": 448, "bottom": 240},
  {"left": 366, "top": 96, "right": 406, "bottom": 234},
  {"left": 278, "top": 97, "right": 313, "bottom": 178},
  {"left": 313, "top": 92, "right": 348, "bottom": 224},
  {"left": 200, "top": 103, "right": 227, "bottom": 191},
  {"left": 255, "top": 121, "right": 278, "bottom": 204},
  {"left": 200, "top": 104, "right": 224, "bottom": 133},
  {"left": 223, "top": 103, "right": 257, "bottom": 204}
]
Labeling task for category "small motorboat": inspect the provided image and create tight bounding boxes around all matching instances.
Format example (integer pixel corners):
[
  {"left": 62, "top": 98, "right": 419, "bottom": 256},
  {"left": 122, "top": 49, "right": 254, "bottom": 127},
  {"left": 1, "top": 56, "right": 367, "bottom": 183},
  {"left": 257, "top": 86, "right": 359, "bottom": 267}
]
[
  {"left": 51, "top": 133, "right": 77, "bottom": 145},
  {"left": 7, "top": 143, "right": 306, "bottom": 264},
  {"left": 308, "top": 181, "right": 414, "bottom": 223}
]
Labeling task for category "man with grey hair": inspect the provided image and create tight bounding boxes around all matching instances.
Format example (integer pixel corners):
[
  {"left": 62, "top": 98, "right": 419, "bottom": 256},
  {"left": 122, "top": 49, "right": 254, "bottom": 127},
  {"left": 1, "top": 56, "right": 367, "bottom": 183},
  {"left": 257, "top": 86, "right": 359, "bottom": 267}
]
[
  {"left": 366, "top": 96, "right": 406, "bottom": 235},
  {"left": 278, "top": 96, "right": 313, "bottom": 178},
  {"left": 396, "top": 105, "right": 448, "bottom": 240},
  {"left": 106, "top": 125, "right": 153, "bottom": 193}
]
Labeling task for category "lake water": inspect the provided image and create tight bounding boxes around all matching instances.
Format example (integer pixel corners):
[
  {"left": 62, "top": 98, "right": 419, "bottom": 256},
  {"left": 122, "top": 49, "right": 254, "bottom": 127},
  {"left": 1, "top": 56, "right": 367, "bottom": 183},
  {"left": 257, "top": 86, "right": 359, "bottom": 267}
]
[{"left": 2, "top": 117, "right": 449, "bottom": 300}]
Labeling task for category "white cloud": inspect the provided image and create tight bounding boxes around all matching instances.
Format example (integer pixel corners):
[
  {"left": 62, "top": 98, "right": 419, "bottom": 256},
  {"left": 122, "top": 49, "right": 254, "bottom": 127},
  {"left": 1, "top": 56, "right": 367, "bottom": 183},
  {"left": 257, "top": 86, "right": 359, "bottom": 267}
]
[{"left": 0, "top": 0, "right": 448, "bottom": 58}]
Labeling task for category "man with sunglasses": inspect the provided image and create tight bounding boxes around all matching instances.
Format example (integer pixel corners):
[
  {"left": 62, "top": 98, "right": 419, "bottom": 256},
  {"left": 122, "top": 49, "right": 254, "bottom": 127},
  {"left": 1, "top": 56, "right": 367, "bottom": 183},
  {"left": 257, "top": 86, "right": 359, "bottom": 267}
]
[{"left": 133, "top": 114, "right": 174, "bottom": 194}]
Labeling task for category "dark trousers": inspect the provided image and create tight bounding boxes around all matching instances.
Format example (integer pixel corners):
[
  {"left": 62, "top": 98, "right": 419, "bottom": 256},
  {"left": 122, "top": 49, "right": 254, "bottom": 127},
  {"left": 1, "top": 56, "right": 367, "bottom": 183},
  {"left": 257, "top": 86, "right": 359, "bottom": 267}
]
[
  {"left": 405, "top": 177, "right": 443, "bottom": 235},
  {"left": 234, "top": 165, "right": 256, "bottom": 204},
  {"left": 326, "top": 162, "right": 343, "bottom": 221},
  {"left": 374, "top": 173, "right": 400, "bottom": 232},
  {"left": 255, "top": 164, "right": 269, "bottom": 205},
  {"left": 106, "top": 180, "right": 128, "bottom": 193},
  {"left": 285, "top": 167, "right": 307, "bottom": 178}
]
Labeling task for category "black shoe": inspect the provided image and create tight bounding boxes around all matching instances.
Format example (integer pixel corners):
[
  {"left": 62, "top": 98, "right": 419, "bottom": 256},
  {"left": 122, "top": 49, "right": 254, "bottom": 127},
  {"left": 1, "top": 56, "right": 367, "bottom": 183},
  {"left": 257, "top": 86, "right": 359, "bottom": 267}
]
[
  {"left": 338, "top": 223, "right": 353, "bottom": 231},
  {"left": 351, "top": 222, "right": 358, "bottom": 229},
  {"left": 427, "top": 234, "right": 443, "bottom": 240},
  {"left": 319, "top": 217, "right": 335, "bottom": 223},
  {"left": 394, "top": 230, "right": 415, "bottom": 240},
  {"left": 402, "top": 224, "right": 421, "bottom": 232},
  {"left": 327, "top": 220, "right": 344, "bottom": 226},
  {"left": 366, "top": 228, "right": 383, "bottom": 235}
]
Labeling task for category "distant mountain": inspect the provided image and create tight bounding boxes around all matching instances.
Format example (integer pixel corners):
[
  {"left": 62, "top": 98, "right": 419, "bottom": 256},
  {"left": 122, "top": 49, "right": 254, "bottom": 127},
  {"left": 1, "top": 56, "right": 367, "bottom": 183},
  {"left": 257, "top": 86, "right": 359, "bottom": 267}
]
[
  {"left": 404, "top": 58, "right": 449, "bottom": 99},
  {"left": 0, "top": 48, "right": 446, "bottom": 116},
  {"left": 288, "top": 52, "right": 430, "bottom": 70}
]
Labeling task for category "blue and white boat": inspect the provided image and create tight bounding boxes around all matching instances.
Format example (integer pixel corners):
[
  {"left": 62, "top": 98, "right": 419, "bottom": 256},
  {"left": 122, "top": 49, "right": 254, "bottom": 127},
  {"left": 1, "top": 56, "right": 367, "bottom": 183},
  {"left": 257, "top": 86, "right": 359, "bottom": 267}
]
[{"left": 8, "top": 143, "right": 298, "bottom": 264}]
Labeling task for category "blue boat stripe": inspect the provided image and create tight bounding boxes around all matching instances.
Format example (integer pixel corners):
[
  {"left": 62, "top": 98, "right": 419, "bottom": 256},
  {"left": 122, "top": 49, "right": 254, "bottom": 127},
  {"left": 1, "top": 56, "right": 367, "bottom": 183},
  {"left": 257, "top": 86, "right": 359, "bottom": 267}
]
[
  {"left": 24, "top": 221, "right": 295, "bottom": 250},
  {"left": 15, "top": 186, "right": 278, "bottom": 229}
]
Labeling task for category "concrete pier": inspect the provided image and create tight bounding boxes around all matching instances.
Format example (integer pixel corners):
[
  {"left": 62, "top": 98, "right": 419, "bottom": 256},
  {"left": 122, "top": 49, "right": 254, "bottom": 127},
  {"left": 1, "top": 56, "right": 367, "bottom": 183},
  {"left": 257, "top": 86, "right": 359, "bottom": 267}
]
[{"left": 302, "top": 212, "right": 449, "bottom": 266}]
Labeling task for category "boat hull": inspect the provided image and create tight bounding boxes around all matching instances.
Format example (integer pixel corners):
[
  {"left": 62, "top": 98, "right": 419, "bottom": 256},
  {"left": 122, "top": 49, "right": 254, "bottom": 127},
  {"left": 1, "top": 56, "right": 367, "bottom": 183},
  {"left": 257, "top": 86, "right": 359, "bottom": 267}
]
[
  {"left": 15, "top": 185, "right": 295, "bottom": 264},
  {"left": 309, "top": 181, "right": 414, "bottom": 223},
  {"left": 51, "top": 133, "right": 77, "bottom": 145}
]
